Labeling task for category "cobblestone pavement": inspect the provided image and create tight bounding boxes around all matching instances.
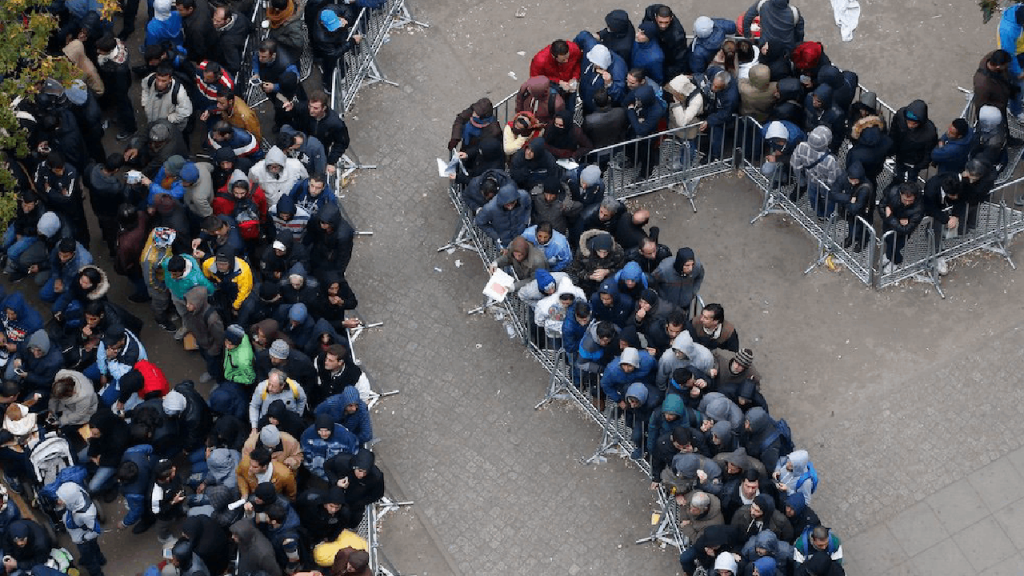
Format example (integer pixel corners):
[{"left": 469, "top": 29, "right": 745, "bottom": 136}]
[{"left": 332, "top": 0, "right": 1024, "bottom": 575}]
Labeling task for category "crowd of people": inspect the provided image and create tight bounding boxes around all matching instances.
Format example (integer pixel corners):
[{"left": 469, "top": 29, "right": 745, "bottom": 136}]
[
  {"left": 435, "top": 0, "right": 1024, "bottom": 572},
  {"left": 0, "top": 0, "right": 393, "bottom": 574}
]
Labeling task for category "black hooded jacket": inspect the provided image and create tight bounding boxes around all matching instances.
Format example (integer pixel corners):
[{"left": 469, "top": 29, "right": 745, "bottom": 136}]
[
  {"left": 889, "top": 100, "right": 938, "bottom": 170},
  {"left": 642, "top": 5, "right": 689, "bottom": 77},
  {"left": 599, "top": 10, "right": 635, "bottom": 65},
  {"left": 304, "top": 201, "right": 355, "bottom": 279}
]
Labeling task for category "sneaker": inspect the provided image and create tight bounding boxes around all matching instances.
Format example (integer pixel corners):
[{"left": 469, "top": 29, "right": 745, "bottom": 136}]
[
  {"left": 158, "top": 318, "right": 177, "bottom": 333},
  {"left": 842, "top": 236, "right": 854, "bottom": 249},
  {"left": 936, "top": 257, "right": 949, "bottom": 276},
  {"left": 882, "top": 262, "right": 895, "bottom": 274},
  {"left": 131, "top": 517, "right": 154, "bottom": 534},
  {"left": 174, "top": 326, "right": 188, "bottom": 341},
  {"left": 630, "top": 448, "right": 642, "bottom": 460},
  {"left": 852, "top": 241, "right": 863, "bottom": 253},
  {"left": 199, "top": 372, "right": 213, "bottom": 384}
]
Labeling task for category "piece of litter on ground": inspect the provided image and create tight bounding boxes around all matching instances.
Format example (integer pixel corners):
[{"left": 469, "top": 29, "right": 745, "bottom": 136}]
[
  {"left": 455, "top": 259, "right": 463, "bottom": 267},
  {"left": 434, "top": 267, "right": 443, "bottom": 272},
  {"left": 475, "top": 344, "right": 482, "bottom": 348},
  {"left": 445, "top": 247, "right": 455, "bottom": 255},
  {"left": 508, "top": 71, "right": 517, "bottom": 80},
  {"left": 516, "top": 51, "right": 525, "bottom": 56},
  {"left": 515, "top": 6, "right": 526, "bottom": 17}
]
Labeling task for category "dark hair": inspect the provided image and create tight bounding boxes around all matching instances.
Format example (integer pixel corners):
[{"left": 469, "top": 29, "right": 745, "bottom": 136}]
[
  {"left": 95, "top": 33, "right": 116, "bottom": 53},
  {"left": 270, "top": 0, "right": 288, "bottom": 9},
  {"left": 167, "top": 255, "right": 186, "bottom": 273},
  {"left": 309, "top": 172, "right": 328, "bottom": 186},
  {"left": 898, "top": 182, "right": 920, "bottom": 198},
  {"left": 144, "top": 43, "right": 166, "bottom": 63},
  {"left": 742, "top": 468, "right": 760, "bottom": 482},
  {"left": 155, "top": 61, "right": 174, "bottom": 77},
  {"left": 536, "top": 221, "right": 553, "bottom": 235},
  {"left": 481, "top": 178, "right": 499, "bottom": 197},
  {"left": 201, "top": 215, "right": 223, "bottom": 232},
  {"left": 628, "top": 68, "right": 646, "bottom": 82},
  {"left": 655, "top": 5, "right": 673, "bottom": 18},
  {"left": 593, "top": 87, "right": 610, "bottom": 108},
  {"left": 703, "top": 303, "right": 724, "bottom": 323},
  {"left": 176, "top": 0, "right": 196, "bottom": 8},
  {"left": 250, "top": 446, "right": 272, "bottom": 467},
  {"left": 212, "top": 121, "right": 233, "bottom": 137},
  {"left": 951, "top": 118, "right": 969, "bottom": 136},
  {"left": 83, "top": 300, "right": 106, "bottom": 317},
  {"left": 940, "top": 173, "right": 961, "bottom": 196},
  {"left": 104, "top": 153, "right": 124, "bottom": 171},
  {"left": 116, "top": 461, "right": 140, "bottom": 484},
  {"left": 573, "top": 301, "right": 591, "bottom": 319},
  {"left": 736, "top": 40, "right": 756, "bottom": 64},
  {"left": 990, "top": 49, "right": 1012, "bottom": 66},
  {"left": 258, "top": 39, "right": 278, "bottom": 54},
  {"left": 550, "top": 40, "right": 569, "bottom": 57},
  {"left": 275, "top": 131, "right": 297, "bottom": 150},
  {"left": 308, "top": 90, "right": 330, "bottom": 107},
  {"left": 325, "top": 343, "right": 348, "bottom": 361},
  {"left": 667, "top": 309, "right": 686, "bottom": 327},
  {"left": 47, "top": 151, "right": 65, "bottom": 169},
  {"left": 231, "top": 179, "right": 250, "bottom": 193},
  {"left": 215, "top": 84, "right": 233, "bottom": 99},
  {"left": 203, "top": 61, "right": 222, "bottom": 76},
  {"left": 266, "top": 502, "right": 288, "bottom": 524},
  {"left": 79, "top": 267, "right": 102, "bottom": 287},
  {"left": 595, "top": 321, "right": 616, "bottom": 340},
  {"left": 811, "top": 526, "right": 829, "bottom": 540},
  {"left": 52, "top": 376, "right": 76, "bottom": 399}
]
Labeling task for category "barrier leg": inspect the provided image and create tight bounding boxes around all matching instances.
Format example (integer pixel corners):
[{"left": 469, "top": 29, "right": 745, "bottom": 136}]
[
  {"left": 436, "top": 220, "right": 479, "bottom": 254},
  {"left": 635, "top": 488, "right": 685, "bottom": 549},
  {"left": 340, "top": 149, "right": 378, "bottom": 184},
  {"left": 581, "top": 420, "right": 623, "bottom": 465},
  {"left": 535, "top": 353, "right": 571, "bottom": 410},
  {"left": 390, "top": 0, "right": 429, "bottom": 29}
]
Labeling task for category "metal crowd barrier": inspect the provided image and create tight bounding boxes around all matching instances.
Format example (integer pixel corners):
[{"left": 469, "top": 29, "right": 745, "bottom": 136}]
[{"left": 957, "top": 90, "right": 1024, "bottom": 185}]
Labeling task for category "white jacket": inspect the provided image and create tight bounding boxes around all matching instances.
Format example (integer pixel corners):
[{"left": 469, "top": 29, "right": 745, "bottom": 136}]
[
  {"left": 140, "top": 73, "right": 193, "bottom": 131},
  {"left": 534, "top": 277, "right": 585, "bottom": 337},
  {"left": 248, "top": 146, "right": 308, "bottom": 207}
]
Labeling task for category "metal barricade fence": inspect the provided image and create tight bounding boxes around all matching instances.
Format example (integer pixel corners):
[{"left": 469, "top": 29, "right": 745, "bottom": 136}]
[
  {"left": 958, "top": 90, "right": 1024, "bottom": 185},
  {"left": 590, "top": 121, "right": 733, "bottom": 206}
]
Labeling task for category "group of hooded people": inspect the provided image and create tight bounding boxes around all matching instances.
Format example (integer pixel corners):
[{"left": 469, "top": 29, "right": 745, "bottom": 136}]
[
  {"left": 0, "top": 0, "right": 396, "bottom": 573},
  {"left": 441, "top": 3, "right": 904, "bottom": 576}
]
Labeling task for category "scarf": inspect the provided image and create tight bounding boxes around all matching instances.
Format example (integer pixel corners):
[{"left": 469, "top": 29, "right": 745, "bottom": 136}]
[
  {"left": 461, "top": 115, "right": 494, "bottom": 146},
  {"left": 267, "top": 0, "right": 294, "bottom": 29},
  {"left": 545, "top": 110, "right": 576, "bottom": 150},
  {"left": 702, "top": 322, "right": 723, "bottom": 340},
  {"left": 510, "top": 112, "right": 538, "bottom": 137},
  {"left": 97, "top": 39, "right": 128, "bottom": 67}
]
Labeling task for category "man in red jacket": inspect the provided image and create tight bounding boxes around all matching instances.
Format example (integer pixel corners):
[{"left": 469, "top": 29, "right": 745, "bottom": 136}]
[{"left": 530, "top": 40, "right": 583, "bottom": 107}]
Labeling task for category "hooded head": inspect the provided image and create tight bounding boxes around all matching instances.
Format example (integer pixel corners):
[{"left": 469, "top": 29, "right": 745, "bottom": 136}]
[
  {"left": 494, "top": 182, "right": 520, "bottom": 207},
  {"left": 622, "top": 381, "right": 647, "bottom": 403},
  {"left": 314, "top": 413, "right": 335, "bottom": 435},
  {"left": 693, "top": 16, "right": 714, "bottom": 39},
  {"left": 26, "top": 329, "right": 50, "bottom": 355},
  {"left": 185, "top": 286, "right": 209, "bottom": 312},
  {"left": 619, "top": 261, "right": 642, "bottom": 284},
  {"left": 580, "top": 165, "right": 602, "bottom": 187},
  {"left": 753, "top": 493, "right": 776, "bottom": 518},
  {"left": 672, "top": 453, "right": 701, "bottom": 479},
  {"left": 811, "top": 84, "right": 833, "bottom": 108},
  {"left": 777, "top": 77, "right": 803, "bottom": 103},
  {"left": 660, "top": 393, "right": 685, "bottom": 418},
  {"left": 637, "top": 20, "right": 659, "bottom": 41},
  {"left": 604, "top": 9, "right": 631, "bottom": 34},
  {"left": 749, "top": 64, "right": 771, "bottom": 90},
  {"left": 807, "top": 126, "right": 832, "bottom": 152},
  {"left": 704, "top": 394, "right": 736, "bottom": 425},
  {"left": 816, "top": 65, "right": 842, "bottom": 89},
  {"left": 154, "top": 0, "right": 172, "bottom": 20},
  {"left": 535, "top": 269, "right": 556, "bottom": 293},
  {"left": 847, "top": 161, "right": 866, "bottom": 182},
  {"left": 745, "top": 407, "right": 771, "bottom": 435},
  {"left": 528, "top": 137, "right": 547, "bottom": 155},
  {"left": 589, "top": 233, "right": 613, "bottom": 254},
  {"left": 802, "top": 552, "right": 835, "bottom": 576},
  {"left": 164, "top": 155, "right": 186, "bottom": 178},
  {"left": 753, "top": 557, "right": 777, "bottom": 576},
  {"left": 904, "top": 99, "right": 929, "bottom": 124},
  {"left": 56, "top": 482, "right": 89, "bottom": 512},
  {"left": 639, "top": 288, "right": 659, "bottom": 307},
  {"left": 672, "top": 331, "right": 698, "bottom": 359},
  {"left": 787, "top": 449, "right": 809, "bottom": 474},
  {"left": 764, "top": 121, "right": 789, "bottom": 142},
  {"left": 619, "top": 347, "right": 640, "bottom": 368},
  {"left": 710, "top": 420, "right": 733, "bottom": 445},
  {"left": 352, "top": 448, "right": 375, "bottom": 471},
  {"left": 978, "top": 105, "right": 1003, "bottom": 130},
  {"left": 288, "top": 303, "right": 308, "bottom": 324},
  {"left": 587, "top": 44, "right": 612, "bottom": 70},
  {"left": 786, "top": 492, "right": 807, "bottom": 514},
  {"left": 265, "top": 146, "right": 288, "bottom": 170},
  {"left": 713, "top": 552, "right": 738, "bottom": 575},
  {"left": 673, "top": 247, "right": 695, "bottom": 273},
  {"left": 259, "top": 424, "right": 281, "bottom": 447},
  {"left": 753, "top": 530, "right": 780, "bottom": 555},
  {"left": 229, "top": 518, "right": 260, "bottom": 545}
]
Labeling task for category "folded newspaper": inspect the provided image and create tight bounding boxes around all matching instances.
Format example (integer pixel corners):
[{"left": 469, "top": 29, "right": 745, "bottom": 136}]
[{"left": 482, "top": 269, "right": 515, "bottom": 302}]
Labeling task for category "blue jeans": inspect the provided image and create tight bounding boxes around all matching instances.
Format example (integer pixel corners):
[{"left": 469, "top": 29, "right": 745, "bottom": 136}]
[
  {"left": 77, "top": 445, "right": 117, "bottom": 493},
  {"left": 809, "top": 180, "right": 835, "bottom": 219},
  {"left": 2, "top": 227, "right": 36, "bottom": 269}
]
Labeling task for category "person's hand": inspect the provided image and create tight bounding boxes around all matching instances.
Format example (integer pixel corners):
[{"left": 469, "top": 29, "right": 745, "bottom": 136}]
[
  {"left": 200, "top": 110, "right": 210, "bottom": 122},
  {"left": 884, "top": 206, "right": 892, "bottom": 218},
  {"left": 558, "top": 80, "right": 571, "bottom": 92},
  {"left": 124, "top": 148, "right": 138, "bottom": 162},
  {"left": 243, "top": 501, "right": 254, "bottom": 513},
  {"left": 698, "top": 121, "right": 708, "bottom": 132},
  {"left": 114, "top": 400, "right": 124, "bottom": 413},
  {"left": 696, "top": 469, "right": 707, "bottom": 483},
  {"left": 100, "top": 375, "right": 108, "bottom": 386},
  {"left": 53, "top": 278, "right": 63, "bottom": 293},
  {"left": 447, "top": 139, "right": 460, "bottom": 151},
  {"left": 650, "top": 481, "right": 659, "bottom": 491},
  {"left": 599, "top": 70, "right": 612, "bottom": 85},
  {"left": 283, "top": 100, "right": 294, "bottom": 112},
  {"left": 899, "top": 218, "right": 909, "bottom": 226},
  {"left": 675, "top": 493, "right": 686, "bottom": 505},
  {"left": 147, "top": 206, "right": 156, "bottom": 216},
  {"left": 4, "top": 555, "right": 18, "bottom": 572},
  {"left": 27, "top": 264, "right": 38, "bottom": 274},
  {"left": 193, "top": 248, "right": 206, "bottom": 260},
  {"left": 594, "top": 268, "right": 610, "bottom": 280},
  {"left": 11, "top": 359, "right": 21, "bottom": 369},
  {"left": 646, "top": 347, "right": 657, "bottom": 356},
  {"left": 487, "top": 263, "right": 497, "bottom": 275},
  {"left": 947, "top": 216, "right": 959, "bottom": 229},
  {"left": 776, "top": 482, "right": 788, "bottom": 492},
  {"left": 448, "top": 172, "right": 457, "bottom": 180},
  {"left": 140, "top": 176, "right": 152, "bottom": 186},
  {"left": 171, "top": 492, "right": 185, "bottom": 505},
  {"left": 680, "top": 519, "right": 691, "bottom": 526},
  {"left": 689, "top": 386, "right": 701, "bottom": 397},
  {"left": 760, "top": 42, "right": 769, "bottom": 55},
  {"left": 342, "top": 318, "right": 361, "bottom": 329},
  {"left": 338, "top": 477, "right": 349, "bottom": 489},
  {"left": 116, "top": 520, "right": 129, "bottom": 530},
  {"left": 326, "top": 164, "right": 337, "bottom": 175},
  {"left": 590, "top": 31, "right": 600, "bottom": 41},
  {"left": 352, "top": 34, "right": 363, "bottom": 44},
  {"left": 261, "top": 81, "right": 274, "bottom": 93},
  {"left": 694, "top": 378, "right": 707, "bottom": 390},
  {"left": 635, "top": 307, "right": 647, "bottom": 320},
  {"left": 700, "top": 419, "right": 714, "bottom": 432},
  {"left": 90, "top": 455, "right": 100, "bottom": 465},
  {"left": 457, "top": 151, "right": 468, "bottom": 160},
  {"left": 196, "top": 482, "right": 206, "bottom": 495}
]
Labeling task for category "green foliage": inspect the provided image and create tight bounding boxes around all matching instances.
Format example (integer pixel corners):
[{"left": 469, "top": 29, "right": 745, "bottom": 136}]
[
  {"left": 0, "top": 0, "right": 119, "bottom": 228},
  {"left": 980, "top": 0, "right": 1024, "bottom": 23}
]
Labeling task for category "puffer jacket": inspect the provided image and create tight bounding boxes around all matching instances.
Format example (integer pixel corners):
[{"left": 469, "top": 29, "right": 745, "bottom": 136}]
[
  {"left": 313, "top": 387, "right": 373, "bottom": 445},
  {"left": 847, "top": 116, "right": 892, "bottom": 181},
  {"left": 300, "top": 422, "right": 360, "bottom": 481},
  {"left": 739, "top": 65, "right": 777, "bottom": 123},
  {"left": 474, "top": 183, "right": 531, "bottom": 247},
  {"left": 248, "top": 146, "right": 309, "bottom": 207},
  {"left": 889, "top": 99, "right": 938, "bottom": 170},
  {"left": 688, "top": 19, "right": 737, "bottom": 74},
  {"left": 48, "top": 369, "right": 98, "bottom": 426}
]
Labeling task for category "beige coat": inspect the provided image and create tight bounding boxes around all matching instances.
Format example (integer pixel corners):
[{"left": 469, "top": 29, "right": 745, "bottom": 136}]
[
  {"left": 63, "top": 40, "right": 105, "bottom": 96},
  {"left": 242, "top": 428, "right": 304, "bottom": 471}
]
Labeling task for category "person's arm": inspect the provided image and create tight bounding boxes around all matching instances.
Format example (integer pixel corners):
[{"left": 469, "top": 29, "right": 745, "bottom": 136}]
[
  {"left": 742, "top": 4, "right": 758, "bottom": 37},
  {"left": 169, "top": 85, "right": 194, "bottom": 125},
  {"left": 248, "top": 388, "right": 262, "bottom": 428},
  {"left": 449, "top": 105, "right": 474, "bottom": 150}
]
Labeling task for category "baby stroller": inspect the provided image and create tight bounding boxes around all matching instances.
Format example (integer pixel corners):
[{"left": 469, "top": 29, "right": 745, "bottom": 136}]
[{"left": 27, "top": 434, "right": 78, "bottom": 535}]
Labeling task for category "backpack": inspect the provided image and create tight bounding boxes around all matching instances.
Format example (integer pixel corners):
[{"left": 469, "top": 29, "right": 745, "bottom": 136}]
[
  {"left": 797, "top": 461, "right": 819, "bottom": 493},
  {"left": 759, "top": 417, "right": 795, "bottom": 455},
  {"left": 234, "top": 202, "right": 261, "bottom": 241},
  {"left": 261, "top": 378, "right": 302, "bottom": 401}
]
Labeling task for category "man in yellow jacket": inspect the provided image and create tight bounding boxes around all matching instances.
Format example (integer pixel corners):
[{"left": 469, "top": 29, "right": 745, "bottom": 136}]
[{"left": 202, "top": 246, "right": 254, "bottom": 324}]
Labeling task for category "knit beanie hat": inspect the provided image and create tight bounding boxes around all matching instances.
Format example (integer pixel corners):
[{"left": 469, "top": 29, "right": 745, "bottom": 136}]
[
  {"left": 590, "top": 233, "right": 612, "bottom": 253},
  {"left": 580, "top": 165, "right": 602, "bottom": 186},
  {"left": 180, "top": 162, "right": 199, "bottom": 184},
  {"left": 734, "top": 348, "right": 754, "bottom": 368},
  {"left": 694, "top": 16, "right": 714, "bottom": 39},
  {"left": 288, "top": 303, "right": 307, "bottom": 323},
  {"left": 162, "top": 390, "right": 187, "bottom": 415},
  {"left": 808, "top": 126, "right": 832, "bottom": 152},
  {"left": 269, "top": 339, "right": 290, "bottom": 359},
  {"left": 225, "top": 324, "right": 245, "bottom": 345},
  {"left": 259, "top": 424, "right": 281, "bottom": 448},
  {"left": 37, "top": 212, "right": 61, "bottom": 238}
]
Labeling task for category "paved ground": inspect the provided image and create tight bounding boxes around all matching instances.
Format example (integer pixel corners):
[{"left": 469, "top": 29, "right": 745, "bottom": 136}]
[{"left": 8, "top": 0, "right": 1023, "bottom": 574}]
